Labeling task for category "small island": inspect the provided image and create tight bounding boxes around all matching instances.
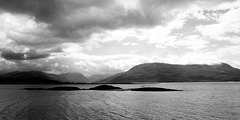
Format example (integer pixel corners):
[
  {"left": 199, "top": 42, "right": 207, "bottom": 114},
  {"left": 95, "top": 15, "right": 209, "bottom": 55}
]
[
  {"left": 88, "top": 85, "right": 122, "bottom": 90},
  {"left": 23, "top": 86, "right": 81, "bottom": 91},
  {"left": 23, "top": 85, "right": 182, "bottom": 92},
  {"left": 129, "top": 87, "right": 181, "bottom": 91}
]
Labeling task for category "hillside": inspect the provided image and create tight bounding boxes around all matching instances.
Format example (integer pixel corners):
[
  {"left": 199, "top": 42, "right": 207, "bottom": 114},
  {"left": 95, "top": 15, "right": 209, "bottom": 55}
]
[
  {"left": 0, "top": 71, "right": 63, "bottom": 84},
  {"left": 88, "top": 73, "right": 117, "bottom": 83},
  {"left": 97, "top": 72, "right": 125, "bottom": 83},
  {"left": 100, "top": 63, "right": 240, "bottom": 83},
  {"left": 0, "top": 71, "right": 89, "bottom": 84},
  {"left": 58, "top": 73, "right": 89, "bottom": 83}
]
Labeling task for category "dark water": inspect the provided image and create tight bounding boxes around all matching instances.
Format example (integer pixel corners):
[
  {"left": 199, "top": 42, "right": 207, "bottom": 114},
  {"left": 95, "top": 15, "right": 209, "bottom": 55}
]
[{"left": 0, "top": 82, "right": 240, "bottom": 120}]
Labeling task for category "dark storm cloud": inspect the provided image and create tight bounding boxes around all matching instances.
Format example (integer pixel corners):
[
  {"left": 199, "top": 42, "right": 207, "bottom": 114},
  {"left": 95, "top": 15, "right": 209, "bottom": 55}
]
[
  {"left": 0, "top": 0, "right": 192, "bottom": 40},
  {"left": 0, "top": 0, "right": 60, "bottom": 23},
  {"left": 1, "top": 0, "right": 237, "bottom": 47},
  {"left": 0, "top": 0, "right": 114, "bottom": 39},
  {"left": 13, "top": 60, "right": 53, "bottom": 72},
  {"left": 0, "top": 0, "right": 239, "bottom": 74},
  {"left": 1, "top": 49, "right": 50, "bottom": 60}
]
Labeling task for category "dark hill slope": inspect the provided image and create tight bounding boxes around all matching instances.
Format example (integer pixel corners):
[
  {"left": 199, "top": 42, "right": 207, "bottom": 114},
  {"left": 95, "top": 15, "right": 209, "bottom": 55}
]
[
  {"left": 101, "top": 63, "right": 240, "bottom": 83},
  {"left": 0, "top": 71, "right": 63, "bottom": 84},
  {"left": 58, "top": 73, "right": 89, "bottom": 83}
]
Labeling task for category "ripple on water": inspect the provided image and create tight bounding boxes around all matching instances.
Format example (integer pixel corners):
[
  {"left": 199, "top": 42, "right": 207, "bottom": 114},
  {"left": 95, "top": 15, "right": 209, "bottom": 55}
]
[{"left": 0, "top": 82, "right": 240, "bottom": 120}]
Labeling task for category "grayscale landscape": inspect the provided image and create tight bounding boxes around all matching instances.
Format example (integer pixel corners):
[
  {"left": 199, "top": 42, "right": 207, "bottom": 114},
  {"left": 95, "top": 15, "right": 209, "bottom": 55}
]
[{"left": 0, "top": 0, "right": 240, "bottom": 120}]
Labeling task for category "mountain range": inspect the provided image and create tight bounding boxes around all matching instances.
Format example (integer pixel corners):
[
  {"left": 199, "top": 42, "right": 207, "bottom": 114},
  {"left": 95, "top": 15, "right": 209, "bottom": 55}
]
[
  {"left": 58, "top": 73, "right": 89, "bottom": 83},
  {"left": 0, "top": 71, "right": 62, "bottom": 84},
  {"left": 0, "top": 71, "right": 88, "bottom": 84},
  {"left": 1, "top": 62, "right": 240, "bottom": 84},
  {"left": 88, "top": 74, "right": 115, "bottom": 83},
  {"left": 98, "top": 63, "right": 240, "bottom": 83}
]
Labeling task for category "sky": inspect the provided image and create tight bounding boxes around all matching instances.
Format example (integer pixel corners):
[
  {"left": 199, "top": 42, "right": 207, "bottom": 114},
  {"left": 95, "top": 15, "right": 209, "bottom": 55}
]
[{"left": 0, "top": 0, "right": 240, "bottom": 76}]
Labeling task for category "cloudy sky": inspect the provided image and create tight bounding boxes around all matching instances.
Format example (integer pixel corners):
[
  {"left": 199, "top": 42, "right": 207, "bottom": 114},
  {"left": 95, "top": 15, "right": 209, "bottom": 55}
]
[{"left": 0, "top": 0, "right": 240, "bottom": 76}]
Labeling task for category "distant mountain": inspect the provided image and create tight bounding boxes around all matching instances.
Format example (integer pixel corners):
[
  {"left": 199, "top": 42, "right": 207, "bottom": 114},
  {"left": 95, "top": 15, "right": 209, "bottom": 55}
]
[
  {"left": 100, "top": 63, "right": 240, "bottom": 83},
  {"left": 58, "top": 73, "right": 89, "bottom": 83},
  {"left": 97, "top": 72, "right": 125, "bottom": 83},
  {"left": 88, "top": 74, "right": 115, "bottom": 83},
  {"left": 0, "top": 71, "right": 89, "bottom": 84},
  {"left": 0, "top": 71, "right": 63, "bottom": 84}
]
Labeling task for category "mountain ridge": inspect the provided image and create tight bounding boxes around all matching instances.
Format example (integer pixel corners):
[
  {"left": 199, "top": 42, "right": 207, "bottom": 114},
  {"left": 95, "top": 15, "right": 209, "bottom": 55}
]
[
  {"left": 88, "top": 73, "right": 114, "bottom": 83},
  {"left": 1, "top": 62, "right": 240, "bottom": 84},
  {"left": 98, "top": 62, "right": 240, "bottom": 83},
  {"left": 58, "top": 72, "right": 89, "bottom": 83},
  {"left": 0, "top": 71, "right": 89, "bottom": 84},
  {"left": 0, "top": 71, "right": 62, "bottom": 84}
]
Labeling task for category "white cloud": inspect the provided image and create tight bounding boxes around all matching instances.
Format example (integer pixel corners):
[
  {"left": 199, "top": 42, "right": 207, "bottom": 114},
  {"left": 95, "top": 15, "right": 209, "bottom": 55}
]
[
  {"left": 0, "top": 59, "right": 17, "bottom": 72},
  {"left": 61, "top": 43, "right": 83, "bottom": 53},
  {"left": 2, "top": 0, "right": 240, "bottom": 75},
  {"left": 216, "top": 45, "right": 240, "bottom": 68},
  {"left": 116, "top": 0, "right": 141, "bottom": 11},
  {"left": 217, "top": 45, "right": 240, "bottom": 57},
  {"left": 0, "top": 13, "right": 53, "bottom": 52},
  {"left": 103, "top": 55, "right": 149, "bottom": 71},
  {"left": 123, "top": 42, "right": 138, "bottom": 46},
  {"left": 89, "top": 12, "right": 187, "bottom": 49},
  {"left": 46, "top": 52, "right": 159, "bottom": 75},
  {"left": 202, "top": 0, "right": 240, "bottom": 10},
  {"left": 197, "top": 6, "right": 240, "bottom": 43},
  {"left": 169, "top": 35, "right": 209, "bottom": 50},
  {"left": 162, "top": 52, "right": 221, "bottom": 65},
  {"left": 91, "top": 28, "right": 138, "bottom": 43},
  {"left": 0, "top": 13, "right": 38, "bottom": 33}
]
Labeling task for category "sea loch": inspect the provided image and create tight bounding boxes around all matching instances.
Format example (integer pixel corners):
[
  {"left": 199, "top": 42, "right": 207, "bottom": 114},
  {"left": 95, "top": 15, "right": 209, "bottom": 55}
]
[{"left": 0, "top": 82, "right": 240, "bottom": 120}]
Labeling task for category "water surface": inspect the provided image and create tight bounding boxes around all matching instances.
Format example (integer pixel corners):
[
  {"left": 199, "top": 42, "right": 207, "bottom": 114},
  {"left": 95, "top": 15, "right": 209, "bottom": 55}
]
[{"left": 0, "top": 82, "right": 240, "bottom": 120}]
